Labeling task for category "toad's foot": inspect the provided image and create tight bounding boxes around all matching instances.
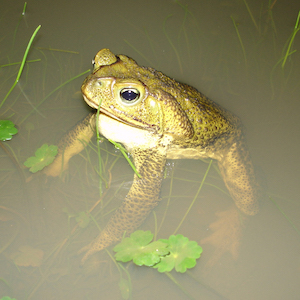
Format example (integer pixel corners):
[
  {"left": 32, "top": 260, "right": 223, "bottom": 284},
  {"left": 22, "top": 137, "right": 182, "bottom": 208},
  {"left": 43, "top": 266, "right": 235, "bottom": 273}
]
[
  {"left": 78, "top": 229, "right": 119, "bottom": 265},
  {"left": 201, "top": 207, "right": 244, "bottom": 267}
]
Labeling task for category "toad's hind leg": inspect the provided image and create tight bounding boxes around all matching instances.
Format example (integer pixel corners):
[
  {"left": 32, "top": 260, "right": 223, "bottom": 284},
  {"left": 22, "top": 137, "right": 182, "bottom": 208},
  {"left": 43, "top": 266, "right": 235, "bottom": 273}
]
[
  {"left": 217, "top": 136, "right": 260, "bottom": 216},
  {"left": 201, "top": 137, "right": 260, "bottom": 266}
]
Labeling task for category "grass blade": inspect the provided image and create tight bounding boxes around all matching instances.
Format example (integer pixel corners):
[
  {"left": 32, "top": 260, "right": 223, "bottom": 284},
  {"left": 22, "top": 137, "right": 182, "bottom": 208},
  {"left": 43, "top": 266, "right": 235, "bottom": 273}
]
[{"left": 0, "top": 25, "right": 41, "bottom": 110}]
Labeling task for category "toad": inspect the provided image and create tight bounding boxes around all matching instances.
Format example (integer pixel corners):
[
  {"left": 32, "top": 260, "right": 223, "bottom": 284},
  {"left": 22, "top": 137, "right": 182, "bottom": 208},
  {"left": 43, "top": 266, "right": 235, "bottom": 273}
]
[{"left": 44, "top": 49, "right": 259, "bottom": 264}]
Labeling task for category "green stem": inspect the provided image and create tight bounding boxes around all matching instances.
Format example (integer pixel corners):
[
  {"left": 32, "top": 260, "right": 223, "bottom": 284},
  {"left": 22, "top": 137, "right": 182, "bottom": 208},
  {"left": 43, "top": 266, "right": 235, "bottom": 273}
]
[
  {"left": 108, "top": 139, "right": 141, "bottom": 178},
  {"left": 173, "top": 160, "right": 212, "bottom": 235},
  {"left": 19, "top": 69, "right": 90, "bottom": 124},
  {"left": 163, "top": 15, "right": 183, "bottom": 74},
  {"left": 242, "top": 0, "right": 259, "bottom": 31},
  {"left": 269, "top": 196, "right": 300, "bottom": 236},
  {"left": 230, "top": 16, "right": 247, "bottom": 68},
  {"left": 0, "top": 59, "right": 41, "bottom": 69},
  {"left": 22, "top": 2, "right": 27, "bottom": 15},
  {"left": 281, "top": 10, "right": 300, "bottom": 69},
  {"left": 165, "top": 272, "right": 195, "bottom": 299},
  {"left": 12, "top": 2, "right": 28, "bottom": 47},
  {"left": 0, "top": 25, "right": 41, "bottom": 110},
  {"left": 96, "top": 104, "right": 103, "bottom": 195}
]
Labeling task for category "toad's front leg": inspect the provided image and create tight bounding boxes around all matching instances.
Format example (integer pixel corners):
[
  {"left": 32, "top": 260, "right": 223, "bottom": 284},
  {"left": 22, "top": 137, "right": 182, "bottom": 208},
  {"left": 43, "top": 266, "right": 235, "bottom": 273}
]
[{"left": 79, "top": 148, "right": 166, "bottom": 264}]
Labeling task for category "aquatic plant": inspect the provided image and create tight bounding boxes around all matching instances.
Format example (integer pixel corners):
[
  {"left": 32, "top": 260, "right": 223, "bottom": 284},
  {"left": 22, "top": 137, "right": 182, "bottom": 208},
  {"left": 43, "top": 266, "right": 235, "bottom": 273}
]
[
  {"left": 113, "top": 230, "right": 203, "bottom": 273},
  {"left": 24, "top": 143, "right": 58, "bottom": 173},
  {"left": 0, "top": 120, "right": 18, "bottom": 141},
  {"left": 281, "top": 10, "right": 300, "bottom": 69},
  {"left": 0, "top": 24, "right": 41, "bottom": 142}
]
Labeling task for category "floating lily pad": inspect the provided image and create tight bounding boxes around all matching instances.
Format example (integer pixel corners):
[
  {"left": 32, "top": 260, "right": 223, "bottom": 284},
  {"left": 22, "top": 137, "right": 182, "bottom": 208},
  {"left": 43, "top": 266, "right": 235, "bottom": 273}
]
[
  {"left": 0, "top": 120, "right": 18, "bottom": 141},
  {"left": 24, "top": 144, "right": 58, "bottom": 173},
  {"left": 113, "top": 230, "right": 169, "bottom": 266},
  {"left": 114, "top": 231, "right": 203, "bottom": 273},
  {"left": 9, "top": 245, "right": 44, "bottom": 267},
  {"left": 0, "top": 297, "right": 17, "bottom": 300},
  {"left": 154, "top": 234, "right": 203, "bottom": 273}
]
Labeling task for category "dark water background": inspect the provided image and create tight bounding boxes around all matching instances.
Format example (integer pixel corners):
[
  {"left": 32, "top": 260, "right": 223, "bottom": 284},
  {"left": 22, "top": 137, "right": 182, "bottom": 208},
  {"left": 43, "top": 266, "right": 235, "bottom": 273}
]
[{"left": 1, "top": 0, "right": 300, "bottom": 299}]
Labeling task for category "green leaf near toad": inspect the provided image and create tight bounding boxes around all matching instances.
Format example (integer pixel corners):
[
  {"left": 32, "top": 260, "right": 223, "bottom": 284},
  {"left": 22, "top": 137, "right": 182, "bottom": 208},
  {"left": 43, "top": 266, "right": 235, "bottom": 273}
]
[
  {"left": 24, "top": 144, "right": 58, "bottom": 173},
  {"left": 113, "top": 230, "right": 203, "bottom": 273},
  {"left": 0, "top": 120, "right": 18, "bottom": 141}
]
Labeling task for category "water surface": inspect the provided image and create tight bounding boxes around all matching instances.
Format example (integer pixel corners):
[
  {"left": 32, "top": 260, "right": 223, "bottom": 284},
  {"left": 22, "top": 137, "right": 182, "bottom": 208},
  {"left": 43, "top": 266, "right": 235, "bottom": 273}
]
[{"left": 0, "top": 0, "right": 299, "bottom": 299}]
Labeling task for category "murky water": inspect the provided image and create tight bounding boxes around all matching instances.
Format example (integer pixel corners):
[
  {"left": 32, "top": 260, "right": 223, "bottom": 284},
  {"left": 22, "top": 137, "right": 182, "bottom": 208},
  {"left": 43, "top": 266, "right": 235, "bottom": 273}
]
[{"left": 1, "top": 0, "right": 300, "bottom": 299}]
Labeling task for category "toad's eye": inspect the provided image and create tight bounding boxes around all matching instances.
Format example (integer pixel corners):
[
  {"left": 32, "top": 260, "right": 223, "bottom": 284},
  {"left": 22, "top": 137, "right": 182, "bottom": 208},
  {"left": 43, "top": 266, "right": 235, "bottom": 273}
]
[{"left": 120, "top": 88, "right": 140, "bottom": 102}]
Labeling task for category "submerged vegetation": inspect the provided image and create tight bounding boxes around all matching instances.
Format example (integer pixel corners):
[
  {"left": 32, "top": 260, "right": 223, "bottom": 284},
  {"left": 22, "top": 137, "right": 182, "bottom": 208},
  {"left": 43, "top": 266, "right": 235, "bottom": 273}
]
[
  {"left": 0, "top": 24, "right": 40, "bottom": 141},
  {"left": 0, "top": 25, "right": 41, "bottom": 111},
  {"left": 281, "top": 10, "right": 300, "bottom": 69}
]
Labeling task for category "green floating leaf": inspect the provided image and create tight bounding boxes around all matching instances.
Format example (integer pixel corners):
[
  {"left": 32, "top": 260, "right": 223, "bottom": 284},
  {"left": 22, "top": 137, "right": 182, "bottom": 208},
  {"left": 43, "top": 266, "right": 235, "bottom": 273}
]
[
  {"left": 0, "top": 297, "right": 17, "bottom": 300},
  {"left": 113, "top": 230, "right": 169, "bottom": 267},
  {"left": 75, "top": 211, "right": 90, "bottom": 228},
  {"left": 0, "top": 120, "right": 18, "bottom": 141},
  {"left": 154, "top": 234, "right": 203, "bottom": 273},
  {"left": 24, "top": 144, "right": 58, "bottom": 173}
]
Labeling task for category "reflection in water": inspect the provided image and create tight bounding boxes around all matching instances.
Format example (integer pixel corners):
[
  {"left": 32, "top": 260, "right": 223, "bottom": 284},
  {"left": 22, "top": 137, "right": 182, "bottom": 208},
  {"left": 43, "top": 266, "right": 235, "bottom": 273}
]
[{"left": 0, "top": 0, "right": 299, "bottom": 299}]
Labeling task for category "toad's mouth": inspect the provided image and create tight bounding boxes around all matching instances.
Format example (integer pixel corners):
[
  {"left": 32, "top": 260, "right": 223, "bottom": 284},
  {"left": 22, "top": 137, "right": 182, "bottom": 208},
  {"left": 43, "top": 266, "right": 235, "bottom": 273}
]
[{"left": 82, "top": 94, "right": 156, "bottom": 131}]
